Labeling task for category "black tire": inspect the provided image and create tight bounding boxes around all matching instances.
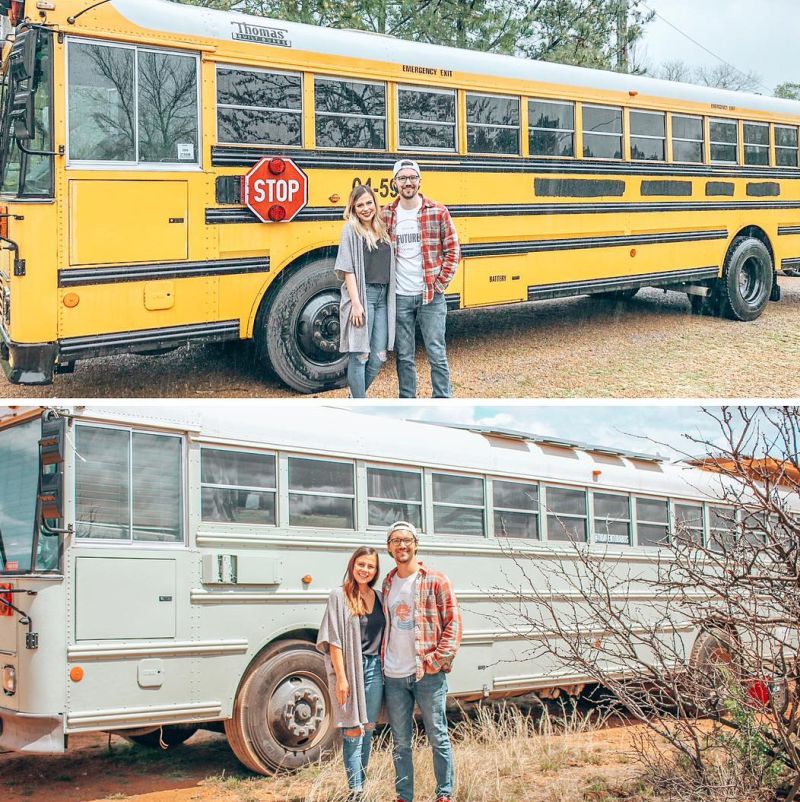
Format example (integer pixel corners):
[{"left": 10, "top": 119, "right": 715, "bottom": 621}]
[
  {"left": 595, "top": 287, "right": 640, "bottom": 301},
  {"left": 125, "top": 723, "right": 199, "bottom": 749},
  {"left": 717, "top": 236, "right": 773, "bottom": 321},
  {"left": 689, "top": 628, "right": 739, "bottom": 712},
  {"left": 256, "top": 258, "right": 347, "bottom": 394},
  {"left": 224, "top": 639, "right": 338, "bottom": 775}
]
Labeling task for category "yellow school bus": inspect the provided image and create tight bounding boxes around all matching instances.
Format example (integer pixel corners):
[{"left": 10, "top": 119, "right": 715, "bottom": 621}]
[{"left": 1, "top": 0, "right": 799, "bottom": 392}]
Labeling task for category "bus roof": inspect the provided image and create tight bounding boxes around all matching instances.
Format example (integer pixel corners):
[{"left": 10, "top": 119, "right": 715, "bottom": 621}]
[
  {"left": 113, "top": 0, "right": 800, "bottom": 118},
  {"left": 71, "top": 404, "right": 749, "bottom": 504}
]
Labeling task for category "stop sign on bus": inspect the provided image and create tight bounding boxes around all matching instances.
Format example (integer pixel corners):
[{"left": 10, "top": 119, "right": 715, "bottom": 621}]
[{"left": 244, "top": 157, "right": 308, "bottom": 223}]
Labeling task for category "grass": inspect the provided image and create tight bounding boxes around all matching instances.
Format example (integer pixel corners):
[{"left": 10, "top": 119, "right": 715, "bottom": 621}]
[{"left": 253, "top": 702, "right": 642, "bottom": 802}]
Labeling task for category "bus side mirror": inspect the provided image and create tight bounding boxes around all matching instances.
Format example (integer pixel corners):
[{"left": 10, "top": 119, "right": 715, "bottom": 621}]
[
  {"left": 10, "top": 87, "right": 34, "bottom": 140},
  {"left": 39, "top": 416, "right": 66, "bottom": 521},
  {"left": 9, "top": 27, "right": 36, "bottom": 83}
]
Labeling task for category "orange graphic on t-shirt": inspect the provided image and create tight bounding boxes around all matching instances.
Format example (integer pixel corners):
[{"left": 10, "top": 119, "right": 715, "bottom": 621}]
[{"left": 394, "top": 602, "right": 412, "bottom": 622}]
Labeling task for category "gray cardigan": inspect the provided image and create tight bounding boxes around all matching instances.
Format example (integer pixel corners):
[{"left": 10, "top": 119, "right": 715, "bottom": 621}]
[
  {"left": 316, "top": 587, "right": 383, "bottom": 729},
  {"left": 335, "top": 222, "right": 396, "bottom": 354}
]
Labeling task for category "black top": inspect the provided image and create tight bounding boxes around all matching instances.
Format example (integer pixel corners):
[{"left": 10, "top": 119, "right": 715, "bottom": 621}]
[
  {"left": 363, "top": 240, "right": 391, "bottom": 285},
  {"left": 360, "top": 594, "right": 385, "bottom": 656}
]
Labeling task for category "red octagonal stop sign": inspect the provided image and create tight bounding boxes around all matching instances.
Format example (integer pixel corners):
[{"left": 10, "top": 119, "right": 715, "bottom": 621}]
[{"left": 244, "top": 157, "right": 308, "bottom": 223}]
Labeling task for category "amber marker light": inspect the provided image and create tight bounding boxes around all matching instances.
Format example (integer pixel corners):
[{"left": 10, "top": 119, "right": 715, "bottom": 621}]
[
  {"left": 592, "top": 469, "right": 602, "bottom": 482},
  {"left": 629, "top": 90, "right": 639, "bottom": 97},
  {"left": 630, "top": 249, "right": 637, "bottom": 258},
  {"left": 63, "top": 293, "right": 80, "bottom": 308},
  {"left": 302, "top": 575, "right": 312, "bottom": 585},
  {"left": 329, "top": 194, "right": 340, "bottom": 204},
  {"left": 70, "top": 666, "right": 84, "bottom": 682}
]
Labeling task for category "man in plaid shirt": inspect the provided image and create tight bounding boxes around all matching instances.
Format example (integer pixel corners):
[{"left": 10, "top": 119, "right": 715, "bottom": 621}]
[
  {"left": 383, "top": 159, "right": 460, "bottom": 398},
  {"left": 382, "top": 521, "right": 462, "bottom": 802}
]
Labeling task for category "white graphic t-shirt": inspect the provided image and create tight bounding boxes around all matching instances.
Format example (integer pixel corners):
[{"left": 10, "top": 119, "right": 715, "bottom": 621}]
[
  {"left": 383, "top": 571, "right": 418, "bottom": 678},
  {"left": 394, "top": 204, "right": 424, "bottom": 296}
]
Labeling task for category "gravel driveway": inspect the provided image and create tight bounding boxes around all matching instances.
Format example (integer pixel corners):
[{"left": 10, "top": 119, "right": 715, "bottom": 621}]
[{"left": 2, "top": 278, "right": 799, "bottom": 399}]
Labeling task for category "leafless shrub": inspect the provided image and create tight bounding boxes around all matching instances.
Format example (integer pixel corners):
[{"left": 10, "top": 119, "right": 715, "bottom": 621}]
[{"left": 489, "top": 407, "right": 800, "bottom": 801}]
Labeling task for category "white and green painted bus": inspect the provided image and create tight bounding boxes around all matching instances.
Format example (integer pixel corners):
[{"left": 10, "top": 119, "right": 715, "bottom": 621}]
[{"left": 0, "top": 405, "right": 773, "bottom": 773}]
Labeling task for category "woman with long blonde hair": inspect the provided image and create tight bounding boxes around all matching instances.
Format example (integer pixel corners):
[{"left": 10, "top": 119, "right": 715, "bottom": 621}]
[
  {"left": 317, "top": 546, "right": 384, "bottom": 801},
  {"left": 335, "top": 183, "right": 396, "bottom": 397}
]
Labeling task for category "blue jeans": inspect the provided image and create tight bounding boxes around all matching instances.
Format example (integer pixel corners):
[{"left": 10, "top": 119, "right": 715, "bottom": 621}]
[
  {"left": 384, "top": 671, "right": 453, "bottom": 802},
  {"left": 347, "top": 283, "right": 389, "bottom": 398},
  {"left": 395, "top": 292, "right": 451, "bottom": 398},
  {"left": 341, "top": 654, "right": 384, "bottom": 791}
]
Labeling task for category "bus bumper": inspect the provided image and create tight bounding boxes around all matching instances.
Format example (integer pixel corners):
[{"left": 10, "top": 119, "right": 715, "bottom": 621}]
[
  {"left": 0, "top": 709, "right": 65, "bottom": 752},
  {"left": 0, "top": 322, "right": 57, "bottom": 385}
]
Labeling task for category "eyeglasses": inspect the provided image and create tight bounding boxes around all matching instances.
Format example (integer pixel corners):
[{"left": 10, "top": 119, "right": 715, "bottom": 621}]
[
  {"left": 388, "top": 537, "right": 415, "bottom": 546},
  {"left": 395, "top": 175, "right": 419, "bottom": 184}
]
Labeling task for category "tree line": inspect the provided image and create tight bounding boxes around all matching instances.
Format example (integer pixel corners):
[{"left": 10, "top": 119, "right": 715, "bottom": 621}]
[{"left": 177, "top": 0, "right": 795, "bottom": 97}]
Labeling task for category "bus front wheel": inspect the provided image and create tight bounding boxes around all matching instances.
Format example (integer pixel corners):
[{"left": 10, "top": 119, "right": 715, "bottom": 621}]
[
  {"left": 225, "top": 639, "right": 337, "bottom": 774},
  {"left": 257, "top": 258, "right": 347, "bottom": 393},
  {"left": 718, "top": 236, "right": 773, "bottom": 321}
]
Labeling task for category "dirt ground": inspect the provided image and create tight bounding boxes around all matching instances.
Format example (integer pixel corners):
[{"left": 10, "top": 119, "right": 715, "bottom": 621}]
[
  {"left": 0, "top": 723, "right": 650, "bottom": 802},
  {"left": 2, "top": 278, "right": 799, "bottom": 399}
]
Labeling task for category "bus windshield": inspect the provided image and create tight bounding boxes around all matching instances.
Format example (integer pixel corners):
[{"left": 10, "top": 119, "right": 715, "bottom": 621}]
[
  {"left": 0, "top": 417, "right": 41, "bottom": 573},
  {"left": 0, "top": 28, "right": 53, "bottom": 198}
]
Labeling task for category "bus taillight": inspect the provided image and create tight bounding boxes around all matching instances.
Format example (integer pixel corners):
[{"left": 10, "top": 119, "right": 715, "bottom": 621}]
[
  {"left": 0, "top": 584, "right": 12, "bottom": 617},
  {"left": 0, "top": 206, "right": 7, "bottom": 241},
  {"left": 8, "top": 0, "right": 24, "bottom": 26}
]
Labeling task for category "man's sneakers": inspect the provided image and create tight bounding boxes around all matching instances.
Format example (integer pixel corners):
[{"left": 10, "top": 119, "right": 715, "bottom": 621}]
[{"left": 434, "top": 797, "right": 452, "bottom": 802}]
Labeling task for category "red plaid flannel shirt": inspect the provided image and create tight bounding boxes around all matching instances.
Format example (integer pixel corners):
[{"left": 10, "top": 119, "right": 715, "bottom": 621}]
[
  {"left": 383, "top": 195, "right": 461, "bottom": 304},
  {"left": 381, "top": 562, "right": 462, "bottom": 680}
]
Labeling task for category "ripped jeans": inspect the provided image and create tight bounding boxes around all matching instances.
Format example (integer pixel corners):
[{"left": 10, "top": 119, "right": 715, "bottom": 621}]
[
  {"left": 347, "top": 283, "right": 389, "bottom": 398},
  {"left": 342, "top": 654, "right": 384, "bottom": 791}
]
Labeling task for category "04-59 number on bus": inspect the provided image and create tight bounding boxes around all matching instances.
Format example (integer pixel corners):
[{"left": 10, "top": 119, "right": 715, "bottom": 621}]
[{"left": 352, "top": 176, "right": 398, "bottom": 199}]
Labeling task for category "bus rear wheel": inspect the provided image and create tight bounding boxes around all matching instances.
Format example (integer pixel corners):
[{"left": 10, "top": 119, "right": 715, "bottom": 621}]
[
  {"left": 225, "top": 639, "right": 337, "bottom": 775},
  {"left": 717, "top": 236, "right": 773, "bottom": 321},
  {"left": 689, "top": 628, "right": 739, "bottom": 713},
  {"left": 257, "top": 258, "right": 347, "bottom": 393}
]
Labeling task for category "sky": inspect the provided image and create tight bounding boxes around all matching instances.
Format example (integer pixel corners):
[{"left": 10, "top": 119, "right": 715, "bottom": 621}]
[{"left": 639, "top": 0, "right": 796, "bottom": 94}]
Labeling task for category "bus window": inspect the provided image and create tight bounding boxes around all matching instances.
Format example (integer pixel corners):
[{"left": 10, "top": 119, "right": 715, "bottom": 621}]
[
  {"left": 672, "top": 114, "right": 704, "bottom": 163},
  {"left": 630, "top": 110, "right": 665, "bottom": 162},
  {"left": 466, "top": 92, "right": 520, "bottom": 155},
  {"left": 288, "top": 457, "right": 355, "bottom": 528},
  {"left": 67, "top": 41, "right": 199, "bottom": 165},
  {"left": 593, "top": 492, "right": 631, "bottom": 545},
  {"left": 216, "top": 66, "right": 302, "bottom": 146},
  {"left": 75, "top": 426, "right": 184, "bottom": 543},
  {"left": 432, "top": 473, "right": 485, "bottom": 536},
  {"left": 397, "top": 86, "right": 456, "bottom": 152},
  {"left": 582, "top": 104, "right": 623, "bottom": 159},
  {"left": 545, "top": 486, "right": 587, "bottom": 542},
  {"left": 493, "top": 479, "right": 539, "bottom": 539},
  {"left": 709, "top": 118, "right": 738, "bottom": 164},
  {"left": 708, "top": 505, "right": 737, "bottom": 552},
  {"left": 674, "top": 502, "right": 704, "bottom": 544},
  {"left": 528, "top": 99, "right": 575, "bottom": 158},
  {"left": 201, "top": 448, "right": 276, "bottom": 525},
  {"left": 0, "top": 418, "right": 40, "bottom": 573},
  {"left": 775, "top": 125, "right": 799, "bottom": 167},
  {"left": 635, "top": 497, "right": 669, "bottom": 547},
  {"left": 366, "top": 466, "right": 423, "bottom": 529},
  {"left": 743, "top": 122, "right": 770, "bottom": 166},
  {"left": 314, "top": 77, "right": 386, "bottom": 150}
]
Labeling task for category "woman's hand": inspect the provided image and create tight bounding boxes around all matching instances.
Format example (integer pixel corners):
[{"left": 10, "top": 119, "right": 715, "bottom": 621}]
[
  {"left": 350, "top": 301, "right": 365, "bottom": 327},
  {"left": 336, "top": 676, "right": 350, "bottom": 706}
]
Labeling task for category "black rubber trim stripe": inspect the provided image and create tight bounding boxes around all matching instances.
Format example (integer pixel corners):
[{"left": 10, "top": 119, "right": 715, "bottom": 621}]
[
  {"left": 782, "top": 258, "right": 800, "bottom": 269},
  {"left": 59, "top": 257, "right": 270, "bottom": 288},
  {"left": 778, "top": 226, "right": 800, "bottom": 236},
  {"left": 527, "top": 266, "right": 719, "bottom": 302},
  {"left": 207, "top": 200, "right": 800, "bottom": 225},
  {"left": 59, "top": 320, "right": 240, "bottom": 360},
  {"left": 444, "top": 293, "right": 460, "bottom": 311},
  {"left": 463, "top": 230, "right": 727, "bottom": 259},
  {"left": 211, "top": 145, "right": 800, "bottom": 180}
]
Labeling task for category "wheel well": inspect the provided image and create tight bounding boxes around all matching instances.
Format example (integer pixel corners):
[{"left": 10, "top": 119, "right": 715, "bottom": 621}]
[
  {"left": 690, "top": 622, "right": 741, "bottom": 665},
  {"left": 732, "top": 226, "right": 774, "bottom": 266},
  {"left": 251, "top": 246, "right": 337, "bottom": 334},
  {"left": 273, "top": 628, "right": 318, "bottom": 645}
]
